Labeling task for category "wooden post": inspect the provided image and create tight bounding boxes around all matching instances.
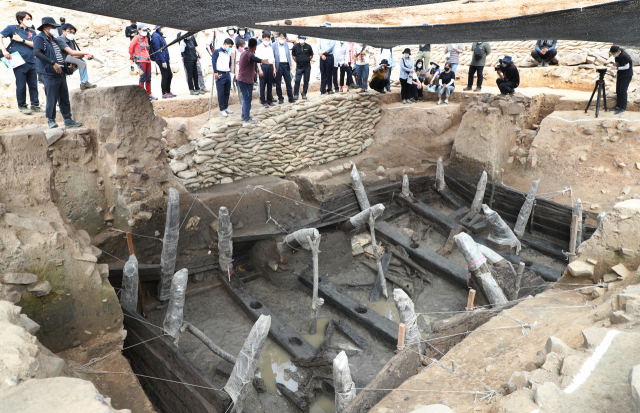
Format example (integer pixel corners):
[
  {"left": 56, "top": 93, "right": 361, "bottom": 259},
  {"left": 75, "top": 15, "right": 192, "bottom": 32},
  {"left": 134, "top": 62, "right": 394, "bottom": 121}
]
[
  {"left": 183, "top": 322, "right": 237, "bottom": 364},
  {"left": 218, "top": 206, "right": 233, "bottom": 279},
  {"left": 126, "top": 233, "right": 145, "bottom": 317},
  {"left": 466, "top": 289, "right": 476, "bottom": 311},
  {"left": 121, "top": 254, "right": 139, "bottom": 311},
  {"left": 570, "top": 199, "right": 583, "bottom": 262},
  {"left": 514, "top": 179, "right": 540, "bottom": 237},
  {"left": 157, "top": 188, "right": 180, "bottom": 302},
  {"left": 333, "top": 351, "right": 357, "bottom": 413},
  {"left": 341, "top": 204, "right": 385, "bottom": 231},
  {"left": 400, "top": 174, "right": 412, "bottom": 198},
  {"left": 488, "top": 170, "right": 498, "bottom": 209},
  {"left": 569, "top": 215, "right": 579, "bottom": 263},
  {"left": 350, "top": 164, "right": 371, "bottom": 210},
  {"left": 225, "top": 314, "right": 271, "bottom": 413},
  {"left": 513, "top": 261, "right": 525, "bottom": 300},
  {"left": 163, "top": 268, "right": 188, "bottom": 345},
  {"left": 369, "top": 213, "right": 388, "bottom": 299},
  {"left": 482, "top": 204, "right": 522, "bottom": 254},
  {"left": 597, "top": 212, "right": 606, "bottom": 230},
  {"left": 393, "top": 289, "right": 420, "bottom": 346},
  {"left": 462, "top": 170, "right": 487, "bottom": 222},
  {"left": 435, "top": 158, "right": 446, "bottom": 191},
  {"left": 528, "top": 199, "right": 537, "bottom": 234},
  {"left": 397, "top": 323, "right": 406, "bottom": 351}
]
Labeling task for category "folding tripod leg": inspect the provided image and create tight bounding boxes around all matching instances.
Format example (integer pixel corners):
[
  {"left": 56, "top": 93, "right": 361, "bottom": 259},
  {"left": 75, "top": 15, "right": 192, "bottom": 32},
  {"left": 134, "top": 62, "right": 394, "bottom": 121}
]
[
  {"left": 585, "top": 81, "right": 599, "bottom": 113},
  {"left": 602, "top": 82, "right": 608, "bottom": 112},
  {"left": 595, "top": 83, "right": 602, "bottom": 118}
]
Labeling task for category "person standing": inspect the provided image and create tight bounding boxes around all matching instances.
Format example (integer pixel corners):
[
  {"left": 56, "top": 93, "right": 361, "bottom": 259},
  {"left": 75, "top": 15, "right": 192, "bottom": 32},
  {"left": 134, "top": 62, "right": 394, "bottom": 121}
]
[
  {"left": 231, "top": 38, "right": 245, "bottom": 106},
  {"left": 124, "top": 20, "right": 137, "bottom": 74},
  {"left": 255, "top": 31, "right": 276, "bottom": 107},
  {"left": 496, "top": 56, "right": 519, "bottom": 95},
  {"left": 531, "top": 40, "right": 557, "bottom": 67},
  {"left": 212, "top": 38, "right": 233, "bottom": 117},
  {"left": 609, "top": 45, "right": 633, "bottom": 115},
  {"left": 238, "top": 38, "right": 269, "bottom": 123},
  {"left": 378, "top": 47, "right": 395, "bottom": 91},
  {"left": 235, "top": 28, "right": 250, "bottom": 45},
  {"left": 437, "top": 63, "right": 455, "bottom": 105},
  {"left": 150, "top": 26, "right": 174, "bottom": 98},
  {"left": 336, "top": 41, "right": 354, "bottom": 92},
  {"left": 399, "top": 48, "right": 414, "bottom": 104},
  {"left": 272, "top": 33, "right": 294, "bottom": 104},
  {"left": 445, "top": 43, "right": 463, "bottom": 73},
  {"left": 369, "top": 59, "right": 390, "bottom": 93},
  {"left": 180, "top": 32, "right": 202, "bottom": 95},
  {"left": 318, "top": 37, "right": 336, "bottom": 94},
  {"left": 129, "top": 24, "right": 156, "bottom": 100},
  {"left": 57, "top": 24, "right": 96, "bottom": 90},
  {"left": 416, "top": 43, "right": 431, "bottom": 66},
  {"left": 291, "top": 35, "right": 313, "bottom": 100},
  {"left": 33, "top": 17, "right": 81, "bottom": 128},
  {"left": 464, "top": 41, "right": 491, "bottom": 92},
  {"left": 354, "top": 45, "right": 371, "bottom": 91},
  {"left": 0, "top": 11, "right": 41, "bottom": 115}
]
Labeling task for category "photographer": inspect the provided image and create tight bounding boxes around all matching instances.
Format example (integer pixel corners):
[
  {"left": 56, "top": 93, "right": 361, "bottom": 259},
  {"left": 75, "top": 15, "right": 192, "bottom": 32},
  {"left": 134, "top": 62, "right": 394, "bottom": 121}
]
[
  {"left": 531, "top": 40, "right": 557, "bottom": 67},
  {"left": 496, "top": 56, "right": 519, "bottom": 96},
  {"left": 609, "top": 45, "right": 633, "bottom": 115}
]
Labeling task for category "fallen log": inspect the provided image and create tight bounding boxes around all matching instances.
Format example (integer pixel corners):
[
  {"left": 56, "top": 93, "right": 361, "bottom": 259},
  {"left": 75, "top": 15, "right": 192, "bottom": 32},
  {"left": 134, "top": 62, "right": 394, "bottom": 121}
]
[
  {"left": 519, "top": 234, "right": 567, "bottom": 260},
  {"left": 276, "top": 383, "right": 309, "bottom": 412},
  {"left": 396, "top": 197, "right": 460, "bottom": 235},
  {"left": 498, "top": 251, "right": 562, "bottom": 282},
  {"left": 334, "top": 320, "right": 371, "bottom": 352}
]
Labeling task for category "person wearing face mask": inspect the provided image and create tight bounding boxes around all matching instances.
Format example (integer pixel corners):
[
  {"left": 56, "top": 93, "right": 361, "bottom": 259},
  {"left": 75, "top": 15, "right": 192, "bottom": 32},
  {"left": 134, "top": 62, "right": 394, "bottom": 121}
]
[
  {"left": 255, "top": 31, "right": 277, "bottom": 107},
  {"left": 378, "top": 47, "right": 395, "bottom": 91},
  {"left": 272, "top": 33, "right": 294, "bottom": 104},
  {"left": 318, "top": 36, "right": 337, "bottom": 94},
  {"left": 150, "top": 26, "right": 174, "bottom": 99},
  {"left": 1, "top": 11, "right": 41, "bottom": 115},
  {"left": 57, "top": 24, "right": 96, "bottom": 90},
  {"left": 464, "top": 41, "right": 491, "bottom": 92},
  {"left": 408, "top": 70, "right": 423, "bottom": 103},
  {"left": 337, "top": 41, "right": 355, "bottom": 92},
  {"left": 33, "top": 17, "right": 82, "bottom": 128},
  {"left": 425, "top": 61, "right": 440, "bottom": 91},
  {"left": 437, "top": 63, "right": 455, "bottom": 105},
  {"left": 496, "top": 55, "right": 519, "bottom": 96},
  {"left": 211, "top": 38, "right": 234, "bottom": 117},
  {"left": 445, "top": 43, "right": 463, "bottom": 73},
  {"left": 609, "top": 45, "right": 633, "bottom": 115},
  {"left": 369, "top": 59, "right": 390, "bottom": 94},
  {"left": 231, "top": 38, "right": 245, "bottom": 106},
  {"left": 129, "top": 24, "right": 156, "bottom": 100},
  {"left": 178, "top": 31, "right": 203, "bottom": 95},
  {"left": 235, "top": 28, "right": 250, "bottom": 45},
  {"left": 354, "top": 45, "right": 372, "bottom": 91},
  {"left": 399, "top": 48, "right": 414, "bottom": 104},
  {"left": 291, "top": 35, "right": 313, "bottom": 100},
  {"left": 413, "top": 59, "right": 426, "bottom": 102},
  {"left": 531, "top": 40, "right": 557, "bottom": 67},
  {"left": 238, "top": 38, "right": 270, "bottom": 123}
]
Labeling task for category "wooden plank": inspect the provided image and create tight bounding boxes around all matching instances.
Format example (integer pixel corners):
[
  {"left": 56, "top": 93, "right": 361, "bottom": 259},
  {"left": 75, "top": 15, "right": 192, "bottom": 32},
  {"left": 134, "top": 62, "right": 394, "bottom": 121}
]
[
  {"left": 219, "top": 272, "right": 317, "bottom": 359},
  {"left": 334, "top": 320, "right": 371, "bottom": 352},
  {"left": 438, "top": 188, "right": 467, "bottom": 209},
  {"left": 498, "top": 252, "right": 562, "bottom": 282},
  {"left": 121, "top": 306, "right": 230, "bottom": 411},
  {"left": 396, "top": 197, "right": 461, "bottom": 235},
  {"left": 375, "top": 222, "right": 468, "bottom": 288},
  {"left": 298, "top": 266, "right": 399, "bottom": 345},
  {"left": 448, "top": 207, "right": 470, "bottom": 222},
  {"left": 519, "top": 234, "right": 568, "bottom": 260}
]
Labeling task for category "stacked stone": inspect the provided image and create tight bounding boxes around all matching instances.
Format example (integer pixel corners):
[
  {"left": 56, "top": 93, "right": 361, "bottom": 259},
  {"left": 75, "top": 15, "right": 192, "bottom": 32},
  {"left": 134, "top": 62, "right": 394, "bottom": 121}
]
[{"left": 168, "top": 91, "right": 382, "bottom": 190}]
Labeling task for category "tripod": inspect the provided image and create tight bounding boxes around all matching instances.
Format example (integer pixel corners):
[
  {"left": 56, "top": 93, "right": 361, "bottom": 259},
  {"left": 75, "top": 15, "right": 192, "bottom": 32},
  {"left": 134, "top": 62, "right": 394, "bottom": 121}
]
[{"left": 585, "top": 70, "right": 608, "bottom": 118}]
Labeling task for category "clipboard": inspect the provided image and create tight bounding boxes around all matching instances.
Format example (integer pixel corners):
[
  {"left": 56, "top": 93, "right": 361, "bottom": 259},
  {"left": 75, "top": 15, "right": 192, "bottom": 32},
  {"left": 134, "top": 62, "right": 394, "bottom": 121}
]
[{"left": 65, "top": 55, "right": 86, "bottom": 70}]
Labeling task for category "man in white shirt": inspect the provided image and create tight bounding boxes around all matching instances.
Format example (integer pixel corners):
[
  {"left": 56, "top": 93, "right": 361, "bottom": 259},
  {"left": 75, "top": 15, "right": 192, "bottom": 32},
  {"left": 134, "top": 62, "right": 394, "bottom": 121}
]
[
  {"left": 272, "top": 32, "right": 294, "bottom": 104},
  {"left": 212, "top": 38, "right": 233, "bottom": 117},
  {"left": 255, "top": 31, "right": 276, "bottom": 106},
  {"left": 318, "top": 37, "right": 337, "bottom": 94}
]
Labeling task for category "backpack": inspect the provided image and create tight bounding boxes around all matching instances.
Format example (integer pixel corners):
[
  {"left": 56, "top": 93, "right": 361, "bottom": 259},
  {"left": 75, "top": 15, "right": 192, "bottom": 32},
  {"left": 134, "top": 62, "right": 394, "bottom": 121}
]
[{"left": 473, "top": 43, "right": 484, "bottom": 61}]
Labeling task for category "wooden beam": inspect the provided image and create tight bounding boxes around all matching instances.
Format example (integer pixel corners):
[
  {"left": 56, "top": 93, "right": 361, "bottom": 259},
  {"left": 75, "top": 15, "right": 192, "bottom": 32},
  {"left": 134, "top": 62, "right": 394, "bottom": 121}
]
[
  {"left": 519, "top": 234, "right": 568, "bottom": 260},
  {"left": 498, "top": 251, "right": 562, "bottom": 282},
  {"left": 396, "top": 197, "right": 460, "bottom": 235},
  {"left": 334, "top": 320, "right": 371, "bottom": 352}
]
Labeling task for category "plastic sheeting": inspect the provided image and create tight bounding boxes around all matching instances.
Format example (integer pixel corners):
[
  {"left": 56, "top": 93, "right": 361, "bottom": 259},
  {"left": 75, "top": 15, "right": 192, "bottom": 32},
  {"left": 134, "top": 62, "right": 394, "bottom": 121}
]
[
  {"left": 333, "top": 351, "right": 356, "bottom": 412},
  {"left": 163, "top": 268, "right": 188, "bottom": 345},
  {"left": 514, "top": 179, "right": 540, "bottom": 237},
  {"left": 284, "top": 228, "right": 321, "bottom": 250},
  {"left": 453, "top": 233, "right": 486, "bottom": 271},
  {"left": 482, "top": 204, "right": 522, "bottom": 254},
  {"left": 120, "top": 254, "right": 139, "bottom": 311},
  {"left": 260, "top": 0, "right": 640, "bottom": 48},
  {"left": 350, "top": 164, "right": 370, "bottom": 211},
  {"left": 436, "top": 158, "right": 446, "bottom": 192},
  {"left": 393, "top": 289, "right": 420, "bottom": 345},
  {"left": 158, "top": 188, "right": 180, "bottom": 302},
  {"left": 476, "top": 243, "right": 504, "bottom": 265},
  {"left": 401, "top": 175, "right": 412, "bottom": 198},
  {"left": 349, "top": 204, "right": 385, "bottom": 228}
]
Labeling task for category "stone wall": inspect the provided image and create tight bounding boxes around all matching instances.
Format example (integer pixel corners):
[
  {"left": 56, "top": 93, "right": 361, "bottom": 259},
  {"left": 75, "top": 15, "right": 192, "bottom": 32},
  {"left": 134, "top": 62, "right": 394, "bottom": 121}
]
[{"left": 168, "top": 91, "right": 382, "bottom": 190}]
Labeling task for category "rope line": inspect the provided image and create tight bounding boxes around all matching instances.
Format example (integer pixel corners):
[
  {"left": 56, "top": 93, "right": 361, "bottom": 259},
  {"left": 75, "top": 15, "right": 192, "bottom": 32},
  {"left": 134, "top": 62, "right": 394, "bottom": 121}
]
[
  {"left": 78, "top": 369, "right": 226, "bottom": 391},
  {"left": 76, "top": 332, "right": 169, "bottom": 370},
  {"left": 179, "top": 195, "right": 198, "bottom": 231},
  {"left": 108, "top": 228, "right": 163, "bottom": 241},
  {"left": 92, "top": 245, "right": 126, "bottom": 263}
]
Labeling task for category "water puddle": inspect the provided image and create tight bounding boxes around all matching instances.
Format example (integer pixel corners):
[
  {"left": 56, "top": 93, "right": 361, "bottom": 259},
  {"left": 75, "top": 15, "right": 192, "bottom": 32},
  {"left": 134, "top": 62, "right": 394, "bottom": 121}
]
[
  {"left": 367, "top": 301, "right": 400, "bottom": 322},
  {"left": 301, "top": 317, "right": 332, "bottom": 348},
  {"left": 309, "top": 394, "right": 336, "bottom": 413},
  {"left": 255, "top": 341, "right": 298, "bottom": 393}
]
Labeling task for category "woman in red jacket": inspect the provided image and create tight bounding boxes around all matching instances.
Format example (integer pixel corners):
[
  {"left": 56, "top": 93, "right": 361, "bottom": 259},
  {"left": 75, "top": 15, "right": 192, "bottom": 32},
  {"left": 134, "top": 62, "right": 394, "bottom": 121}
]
[{"left": 128, "top": 23, "right": 156, "bottom": 100}]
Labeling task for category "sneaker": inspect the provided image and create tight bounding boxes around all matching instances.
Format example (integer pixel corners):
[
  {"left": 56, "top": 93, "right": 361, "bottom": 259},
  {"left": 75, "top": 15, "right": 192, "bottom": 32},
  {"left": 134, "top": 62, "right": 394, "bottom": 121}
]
[
  {"left": 409, "top": 98, "right": 416, "bottom": 103},
  {"left": 444, "top": 99, "right": 449, "bottom": 105},
  {"left": 162, "top": 93, "right": 171, "bottom": 99},
  {"left": 293, "top": 95, "right": 299, "bottom": 100},
  {"left": 48, "top": 119, "right": 58, "bottom": 128},
  {"left": 327, "top": 90, "right": 334, "bottom": 94},
  {"left": 615, "top": 109, "right": 626, "bottom": 115},
  {"left": 608, "top": 107, "right": 619, "bottom": 112},
  {"left": 30, "top": 105, "right": 43, "bottom": 113},
  {"left": 543, "top": 62, "right": 549, "bottom": 67},
  {"left": 225, "top": 109, "right": 234, "bottom": 114},
  {"left": 463, "top": 86, "right": 472, "bottom": 91},
  {"left": 264, "top": 103, "right": 270, "bottom": 108},
  {"left": 474, "top": 87, "right": 482, "bottom": 92},
  {"left": 418, "top": 98, "right": 425, "bottom": 102},
  {"left": 538, "top": 61, "right": 544, "bottom": 67},
  {"left": 278, "top": 99, "right": 284, "bottom": 105},
  {"left": 64, "top": 118, "right": 82, "bottom": 127},
  {"left": 168, "top": 93, "right": 177, "bottom": 98},
  {"left": 18, "top": 105, "right": 32, "bottom": 115},
  {"left": 289, "top": 100, "right": 295, "bottom": 104},
  {"left": 190, "top": 90, "right": 199, "bottom": 95},
  {"left": 379, "top": 90, "right": 386, "bottom": 94},
  {"left": 402, "top": 99, "right": 407, "bottom": 104},
  {"left": 149, "top": 95, "right": 158, "bottom": 101},
  {"left": 437, "top": 100, "right": 442, "bottom": 105},
  {"left": 302, "top": 94, "right": 307, "bottom": 100},
  {"left": 340, "top": 88, "right": 343, "bottom": 92},
  {"left": 269, "top": 102, "right": 276, "bottom": 107},
  {"left": 220, "top": 110, "right": 228, "bottom": 117},
  {"left": 202, "top": 89, "right": 210, "bottom": 93},
  {"left": 80, "top": 82, "right": 97, "bottom": 90},
  {"left": 347, "top": 87, "right": 351, "bottom": 91},
  {"left": 244, "top": 119, "right": 257, "bottom": 124},
  {"left": 508, "top": 91, "right": 515, "bottom": 96}
]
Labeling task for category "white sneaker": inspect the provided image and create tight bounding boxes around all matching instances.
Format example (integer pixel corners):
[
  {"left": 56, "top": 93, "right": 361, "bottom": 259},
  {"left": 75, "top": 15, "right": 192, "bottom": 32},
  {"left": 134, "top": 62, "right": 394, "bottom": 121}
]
[
  {"left": 437, "top": 100, "right": 442, "bottom": 105},
  {"left": 225, "top": 109, "right": 234, "bottom": 114},
  {"left": 220, "top": 111, "right": 228, "bottom": 117},
  {"left": 402, "top": 99, "right": 407, "bottom": 104},
  {"left": 444, "top": 99, "right": 449, "bottom": 105}
]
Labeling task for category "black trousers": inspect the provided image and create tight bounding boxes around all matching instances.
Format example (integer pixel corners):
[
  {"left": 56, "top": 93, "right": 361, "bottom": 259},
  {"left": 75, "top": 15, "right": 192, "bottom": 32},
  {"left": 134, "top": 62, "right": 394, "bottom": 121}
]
[
  {"left": 339, "top": 64, "right": 354, "bottom": 87},
  {"left": 320, "top": 55, "right": 334, "bottom": 93},
  {"left": 157, "top": 61, "right": 173, "bottom": 95},
  {"left": 497, "top": 78, "right": 517, "bottom": 94},
  {"left": 259, "top": 63, "right": 274, "bottom": 104},
  {"left": 275, "top": 62, "right": 294, "bottom": 102},
  {"left": 400, "top": 78, "right": 411, "bottom": 99},
  {"left": 184, "top": 60, "right": 199, "bottom": 91},
  {"left": 369, "top": 77, "right": 388, "bottom": 93},
  {"left": 294, "top": 66, "right": 311, "bottom": 96},
  {"left": 531, "top": 49, "right": 557, "bottom": 63},
  {"left": 616, "top": 76, "right": 632, "bottom": 110},
  {"left": 467, "top": 65, "right": 484, "bottom": 88},
  {"left": 13, "top": 62, "right": 39, "bottom": 107},
  {"left": 42, "top": 74, "right": 71, "bottom": 121},
  {"left": 332, "top": 66, "right": 339, "bottom": 91},
  {"left": 411, "top": 84, "right": 423, "bottom": 99}
]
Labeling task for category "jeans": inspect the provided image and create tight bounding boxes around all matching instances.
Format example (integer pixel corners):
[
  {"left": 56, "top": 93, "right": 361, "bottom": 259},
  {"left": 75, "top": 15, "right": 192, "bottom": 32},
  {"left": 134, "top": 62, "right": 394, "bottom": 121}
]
[
  {"left": 275, "top": 62, "right": 293, "bottom": 102},
  {"left": 354, "top": 64, "right": 369, "bottom": 90},
  {"left": 467, "top": 65, "right": 484, "bottom": 88},
  {"left": 294, "top": 66, "right": 311, "bottom": 96},
  {"left": 450, "top": 63, "right": 458, "bottom": 74},
  {"left": 332, "top": 66, "right": 339, "bottom": 91},
  {"left": 339, "top": 64, "right": 354, "bottom": 87},
  {"left": 531, "top": 49, "right": 557, "bottom": 63},
  {"left": 438, "top": 85, "right": 454, "bottom": 99},
  {"left": 42, "top": 74, "right": 71, "bottom": 120},
  {"left": 496, "top": 78, "right": 517, "bottom": 94},
  {"left": 386, "top": 67, "right": 393, "bottom": 90},
  {"left": 137, "top": 61, "right": 152, "bottom": 94},
  {"left": 238, "top": 80, "right": 253, "bottom": 120},
  {"left": 236, "top": 80, "right": 244, "bottom": 105},
  {"left": 616, "top": 76, "right": 632, "bottom": 111},
  {"left": 369, "top": 77, "right": 388, "bottom": 93},
  {"left": 13, "top": 62, "right": 39, "bottom": 107},
  {"left": 320, "top": 55, "right": 335, "bottom": 93},
  {"left": 157, "top": 61, "right": 173, "bottom": 95},
  {"left": 79, "top": 59, "right": 89, "bottom": 83},
  {"left": 259, "top": 63, "right": 274, "bottom": 104},
  {"left": 184, "top": 60, "right": 199, "bottom": 91},
  {"left": 216, "top": 72, "right": 231, "bottom": 111}
]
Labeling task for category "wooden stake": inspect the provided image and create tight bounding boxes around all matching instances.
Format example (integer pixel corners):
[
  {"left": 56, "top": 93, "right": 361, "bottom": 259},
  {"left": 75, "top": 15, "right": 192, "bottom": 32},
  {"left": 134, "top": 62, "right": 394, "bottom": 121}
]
[
  {"left": 126, "top": 232, "right": 145, "bottom": 317},
  {"left": 397, "top": 323, "right": 406, "bottom": 351},
  {"left": 466, "top": 289, "right": 476, "bottom": 311},
  {"left": 126, "top": 232, "right": 134, "bottom": 255},
  {"left": 514, "top": 262, "right": 525, "bottom": 299},
  {"left": 158, "top": 188, "right": 180, "bottom": 302},
  {"left": 333, "top": 351, "right": 357, "bottom": 413},
  {"left": 569, "top": 215, "right": 579, "bottom": 263}
]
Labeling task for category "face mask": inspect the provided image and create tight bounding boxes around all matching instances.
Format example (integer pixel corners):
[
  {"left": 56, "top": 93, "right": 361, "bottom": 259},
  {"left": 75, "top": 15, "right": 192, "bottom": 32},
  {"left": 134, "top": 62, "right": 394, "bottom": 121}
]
[
  {"left": 225, "top": 46, "right": 231, "bottom": 52},
  {"left": 445, "top": 67, "right": 450, "bottom": 72},
  {"left": 431, "top": 64, "right": 436, "bottom": 69},
  {"left": 140, "top": 31, "right": 147, "bottom": 37},
  {"left": 417, "top": 64, "right": 422, "bottom": 68},
  {"left": 23, "top": 20, "right": 33, "bottom": 28},
  {"left": 228, "top": 31, "right": 235, "bottom": 35},
  {"left": 502, "top": 63, "right": 507, "bottom": 67},
  {"left": 279, "top": 39, "right": 285, "bottom": 45},
  {"left": 158, "top": 28, "right": 164, "bottom": 34},
  {"left": 50, "top": 29, "right": 59, "bottom": 36},
  {"left": 299, "top": 39, "right": 305, "bottom": 44},
  {"left": 263, "top": 40, "right": 270, "bottom": 45},
  {"left": 239, "top": 30, "right": 245, "bottom": 35},
  {"left": 404, "top": 53, "right": 409, "bottom": 59},
  {"left": 66, "top": 33, "right": 75, "bottom": 40}
]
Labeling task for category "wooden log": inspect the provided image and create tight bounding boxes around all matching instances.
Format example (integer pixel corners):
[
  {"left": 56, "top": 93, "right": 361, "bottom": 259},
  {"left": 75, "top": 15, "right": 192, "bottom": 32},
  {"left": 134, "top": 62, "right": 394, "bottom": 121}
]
[
  {"left": 462, "top": 170, "right": 487, "bottom": 222},
  {"left": 436, "top": 227, "right": 463, "bottom": 256},
  {"left": 400, "top": 174, "right": 412, "bottom": 198},
  {"left": 350, "top": 164, "right": 371, "bottom": 210},
  {"left": 276, "top": 383, "right": 309, "bottom": 412},
  {"left": 514, "top": 262, "right": 525, "bottom": 300},
  {"left": 334, "top": 351, "right": 357, "bottom": 413},
  {"left": 514, "top": 179, "right": 540, "bottom": 237},
  {"left": 163, "top": 268, "right": 189, "bottom": 345},
  {"left": 370, "top": 245, "right": 391, "bottom": 302},
  {"left": 498, "top": 251, "right": 561, "bottom": 282},
  {"left": 298, "top": 266, "right": 399, "bottom": 345},
  {"left": 316, "top": 320, "right": 336, "bottom": 356},
  {"left": 158, "top": 187, "right": 180, "bottom": 302},
  {"left": 334, "top": 320, "right": 371, "bottom": 352},
  {"left": 218, "top": 206, "right": 234, "bottom": 277},
  {"left": 341, "top": 204, "right": 385, "bottom": 231},
  {"left": 126, "top": 232, "right": 145, "bottom": 318},
  {"left": 397, "top": 323, "right": 406, "bottom": 350},
  {"left": 183, "top": 322, "right": 237, "bottom": 364},
  {"left": 220, "top": 272, "right": 316, "bottom": 359},
  {"left": 361, "top": 261, "right": 412, "bottom": 297},
  {"left": 448, "top": 207, "right": 470, "bottom": 222},
  {"left": 396, "top": 196, "right": 461, "bottom": 235},
  {"left": 435, "top": 158, "right": 446, "bottom": 191},
  {"left": 438, "top": 188, "right": 467, "bottom": 210},
  {"left": 368, "top": 213, "right": 388, "bottom": 299},
  {"left": 519, "top": 234, "right": 568, "bottom": 260},
  {"left": 390, "top": 248, "right": 430, "bottom": 282}
]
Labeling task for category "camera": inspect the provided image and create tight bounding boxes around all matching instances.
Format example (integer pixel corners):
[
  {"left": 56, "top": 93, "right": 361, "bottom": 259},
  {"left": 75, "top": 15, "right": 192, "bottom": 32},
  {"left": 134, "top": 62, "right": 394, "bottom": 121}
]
[{"left": 494, "top": 58, "right": 503, "bottom": 72}]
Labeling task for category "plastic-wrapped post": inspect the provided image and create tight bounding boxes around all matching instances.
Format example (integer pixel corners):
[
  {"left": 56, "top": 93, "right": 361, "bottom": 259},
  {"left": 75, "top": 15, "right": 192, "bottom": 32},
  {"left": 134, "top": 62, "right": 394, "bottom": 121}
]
[
  {"left": 121, "top": 254, "right": 139, "bottom": 311},
  {"left": 570, "top": 199, "right": 583, "bottom": 262},
  {"left": 393, "top": 289, "right": 420, "bottom": 345},
  {"left": 400, "top": 174, "right": 412, "bottom": 198},
  {"left": 482, "top": 204, "right": 522, "bottom": 254},
  {"left": 597, "top": 212, "right": 606, "bottom": 230},
  {"left": 513, "top": 261, "right": 525, "bottom": 300},
  {"left": 163, "top": 268, "right": 188, "bottom": 345},
  {"left": 333, "top": 351, "right": 356, "bottom": 413},
  {"left": 350, "top": 164, "right": 371, "bottom": 210},
  {"left": 469, "top": 171, "right": 488, "bottom": 215},
  {"left": 476, "top": 243, "right": 504, "bottom": 265},
  {"left": 342, "top": 204, "right": 385, "bottom": 230},
  {"left": 369, "top": 213, "right": 388, "bottom": 299},
  {"left": 218, "top": 206, "right": 233, "bottom": 278},
  {"left": 435, "top": 158, "right": 446, "bottom": 191},
  {"left": 514, "top": 179, "right": 540, "bottom": 237},
  {"left": 225, "top": 314, "right": 271, "bottom": 413},
  {"left": 157, "top": 188, "right": 180, "bottom": 302}
]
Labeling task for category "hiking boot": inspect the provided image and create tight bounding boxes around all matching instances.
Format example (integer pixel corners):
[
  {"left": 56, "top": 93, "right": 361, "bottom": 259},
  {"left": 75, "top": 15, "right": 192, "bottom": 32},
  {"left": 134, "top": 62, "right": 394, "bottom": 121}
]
[
  {"left": 30, "top": 105, "right": 43, "bottom": 113},
  {"left": 80, "top": 82, "right": 97, "bottom": 90},
  {"left": 302, "top": 94, "right": 307, "bottom": 100},
  {"left": 48, "top": 119, "right": 58, "bottom": 128},
  {"left": 190, "top": 90, "right": 199, "bottom": 95},
  {"left": 18, "top": 105, "right": 32, "bottom": 115},
  {"left": 474, "top": 87, "right": 482, "bottom": 92},
  {"left": 64, "top": 118, "right": 82, "bottom": 128},
  {"left": 463, "top": 86, "right": 472, "bottom": 91}
]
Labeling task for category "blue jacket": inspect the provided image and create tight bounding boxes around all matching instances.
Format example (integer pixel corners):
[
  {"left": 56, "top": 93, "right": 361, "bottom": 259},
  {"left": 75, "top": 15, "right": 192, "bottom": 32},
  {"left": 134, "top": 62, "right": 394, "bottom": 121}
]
[
  {"left": 33, "top": 32, "right": 66, "bottom": 77},
  {"left": 150, "top": 32, "right": 169, "bottom": 62},
  {"left": 211, "top": 47, "right": 232, "bottom": 73},
  {"left": 272, "top": 41, "right": 292, "bottom": 66}
]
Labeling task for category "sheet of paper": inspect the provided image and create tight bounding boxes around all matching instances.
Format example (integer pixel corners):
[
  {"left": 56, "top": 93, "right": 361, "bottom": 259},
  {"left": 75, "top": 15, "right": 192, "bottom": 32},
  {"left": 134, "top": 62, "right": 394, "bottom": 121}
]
[
  {"left": 65, "top": 55, "right": 86, "bottom": 70},
  {"left": 2, "top": 52, "right": 26, "bottom": 69}
]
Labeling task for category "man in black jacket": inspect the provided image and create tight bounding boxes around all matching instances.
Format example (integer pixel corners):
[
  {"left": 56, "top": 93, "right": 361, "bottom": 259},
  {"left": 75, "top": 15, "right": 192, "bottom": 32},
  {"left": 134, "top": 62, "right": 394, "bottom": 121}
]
[
  {"left": 609, "top": 45, "right": 634, "bottom": 115},
  {"left": 496, "top": 56, "right": 520, "bottom": 95},
  {"left": 291, "top": 35, "right": 313, "bottom": 100}
]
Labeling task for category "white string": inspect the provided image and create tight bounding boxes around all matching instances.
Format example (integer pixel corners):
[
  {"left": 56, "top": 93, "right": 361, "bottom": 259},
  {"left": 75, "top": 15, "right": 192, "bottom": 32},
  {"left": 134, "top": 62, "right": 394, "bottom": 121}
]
[
  {"left": 179, "top": 195, "right": 198, "bottom": 231},
  {"left": 108, "top": 228, "right": 163, "bottom": 241},
  {"left": 92, "top": 245, "right": 126, "bottom": 263},
  {"left": 247, "top": 185, "right": 354, "bottom": 220}
]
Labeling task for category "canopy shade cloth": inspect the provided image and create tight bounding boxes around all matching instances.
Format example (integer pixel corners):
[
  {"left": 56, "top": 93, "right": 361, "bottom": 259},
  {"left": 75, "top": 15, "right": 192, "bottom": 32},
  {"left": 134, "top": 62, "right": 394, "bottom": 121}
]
[
  {"left": 26, "top": 0, "right": 452, "bottom": 30},
  {"left": 259, "top": 0, "right": 640, "bottom": 48}
]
